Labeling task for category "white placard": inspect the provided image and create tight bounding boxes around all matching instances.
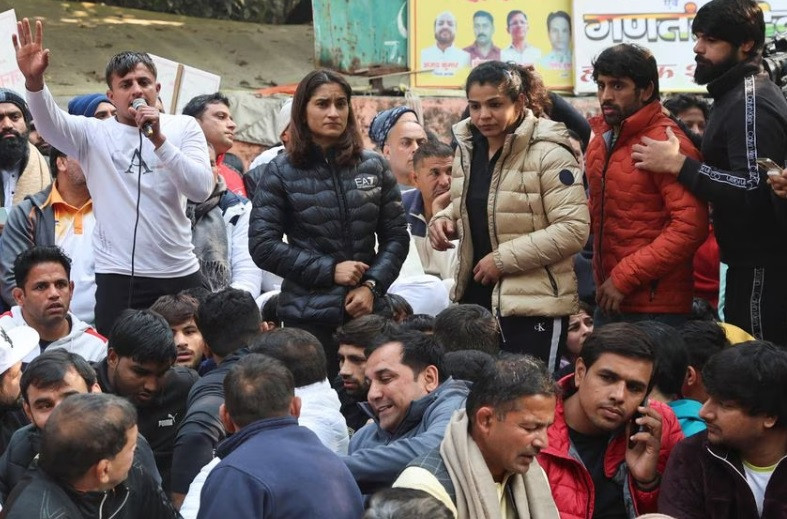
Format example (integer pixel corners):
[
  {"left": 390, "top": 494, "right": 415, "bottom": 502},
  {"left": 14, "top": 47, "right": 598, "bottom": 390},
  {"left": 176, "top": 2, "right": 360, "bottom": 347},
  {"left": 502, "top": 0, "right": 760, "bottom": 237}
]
[
  {"left": 150, "top": 54, "right": 221, "bottom": 114},
  {"left": 572, "top": 0, "right": 787, "bottom": 94},
  {"left": 0, "top": 10, "right": 25, "bottom": 96}
]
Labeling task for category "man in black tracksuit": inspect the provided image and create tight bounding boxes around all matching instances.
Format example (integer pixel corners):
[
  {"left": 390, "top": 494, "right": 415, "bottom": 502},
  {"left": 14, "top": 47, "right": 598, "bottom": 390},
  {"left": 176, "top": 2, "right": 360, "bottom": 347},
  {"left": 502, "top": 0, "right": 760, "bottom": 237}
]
[{"left": 632, "top": 0, "right": 787, "bottom": 344}]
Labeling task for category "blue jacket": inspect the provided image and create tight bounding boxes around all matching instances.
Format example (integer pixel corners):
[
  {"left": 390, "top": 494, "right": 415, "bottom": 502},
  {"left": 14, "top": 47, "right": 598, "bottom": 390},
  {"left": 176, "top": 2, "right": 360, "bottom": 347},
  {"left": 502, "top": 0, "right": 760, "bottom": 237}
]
[
  {"left": 669, "top": 398, "right": 706, "bottom": 437},
  {"left": 197, "top": 416, "right": 363, "bottom": 519},
  {"left": 343, "top": 377, "right": 470, "bottom": 493}
]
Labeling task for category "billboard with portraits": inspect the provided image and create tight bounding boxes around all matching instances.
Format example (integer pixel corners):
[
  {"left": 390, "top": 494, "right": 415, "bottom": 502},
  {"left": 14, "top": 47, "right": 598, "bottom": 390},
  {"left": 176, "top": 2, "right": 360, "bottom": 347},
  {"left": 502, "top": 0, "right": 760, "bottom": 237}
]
[{"left": 408, "top": 0, "right": 574, "bottom": 90}]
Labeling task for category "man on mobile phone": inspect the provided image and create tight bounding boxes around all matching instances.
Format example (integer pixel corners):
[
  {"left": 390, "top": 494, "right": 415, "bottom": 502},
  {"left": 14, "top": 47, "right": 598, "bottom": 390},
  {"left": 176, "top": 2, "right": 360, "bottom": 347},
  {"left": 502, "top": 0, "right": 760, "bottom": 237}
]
[
  {"left": 631, "top": 0, "right": 787, "bottom": 344},
  {"left": 537, "top": 323, "right": 684, "bottom": 518}
]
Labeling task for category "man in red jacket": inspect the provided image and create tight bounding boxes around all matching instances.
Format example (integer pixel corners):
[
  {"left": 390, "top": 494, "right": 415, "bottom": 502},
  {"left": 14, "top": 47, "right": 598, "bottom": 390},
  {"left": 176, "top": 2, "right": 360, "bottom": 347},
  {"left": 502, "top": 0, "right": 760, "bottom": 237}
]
[
  {"left": 538, "top": 323, "right": 684, "bottom": 518},
  {"left": 586, "top": 43, "right": 708, "bottom": 327}
]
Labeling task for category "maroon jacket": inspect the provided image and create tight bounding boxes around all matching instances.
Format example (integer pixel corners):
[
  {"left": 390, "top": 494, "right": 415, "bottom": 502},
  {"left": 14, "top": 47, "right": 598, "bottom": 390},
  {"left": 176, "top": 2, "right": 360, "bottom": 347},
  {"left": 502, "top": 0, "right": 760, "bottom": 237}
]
[{"left": 660, "top": 430, "right": 787, "bottom": 518}]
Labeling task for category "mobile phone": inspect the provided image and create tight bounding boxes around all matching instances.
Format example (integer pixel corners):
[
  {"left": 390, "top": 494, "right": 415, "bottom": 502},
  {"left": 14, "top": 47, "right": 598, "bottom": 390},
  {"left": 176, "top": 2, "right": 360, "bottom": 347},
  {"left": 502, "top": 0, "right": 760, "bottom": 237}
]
[
  {"left": 628, "top": 398, "right": 648, "bottom": 449},
  {"left": 756, "top": 157, "right": 783, "bottom": 176}
]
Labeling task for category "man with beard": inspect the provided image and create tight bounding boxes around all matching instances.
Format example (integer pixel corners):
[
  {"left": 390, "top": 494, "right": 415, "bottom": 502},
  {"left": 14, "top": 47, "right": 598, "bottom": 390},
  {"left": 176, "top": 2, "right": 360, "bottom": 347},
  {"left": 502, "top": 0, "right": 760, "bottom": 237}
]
[
  {"left": 0, "top": 146, "right": 97, "bottom": 325},
  {"left": 587, "top": 44, "right": 708, "bottom": 326},
  {"left": 660, "top": 341, "right": 787, "bottom": 518},
  {"left": 420, "top": 11, "right": 470, "bottom": 77},
  {"left": 0, "top": 89, "right": 50, "bottom": 221},
  {"left": 632, "top": 0, "right": 787, "bottom": 344},
  {"left": 402, "top": 141, "right": 457, "bottom": 280},
  {"left": 463, "top": 11, "right": 501, "bottom": 68}
]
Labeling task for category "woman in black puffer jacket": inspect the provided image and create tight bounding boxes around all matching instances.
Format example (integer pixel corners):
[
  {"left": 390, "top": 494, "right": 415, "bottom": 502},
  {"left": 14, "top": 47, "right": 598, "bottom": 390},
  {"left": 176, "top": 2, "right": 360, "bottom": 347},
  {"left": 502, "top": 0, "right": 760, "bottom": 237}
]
[{"left": 249, "top": 69, "right": 409, "bottom": 373}]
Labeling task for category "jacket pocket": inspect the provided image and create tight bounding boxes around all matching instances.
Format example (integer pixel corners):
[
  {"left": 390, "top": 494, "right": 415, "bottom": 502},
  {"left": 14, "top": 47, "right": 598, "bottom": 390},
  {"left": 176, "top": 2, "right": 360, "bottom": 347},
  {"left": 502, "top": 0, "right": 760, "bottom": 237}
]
[{"left": 545, "top": 266, "right": 559, "bottom": 297}]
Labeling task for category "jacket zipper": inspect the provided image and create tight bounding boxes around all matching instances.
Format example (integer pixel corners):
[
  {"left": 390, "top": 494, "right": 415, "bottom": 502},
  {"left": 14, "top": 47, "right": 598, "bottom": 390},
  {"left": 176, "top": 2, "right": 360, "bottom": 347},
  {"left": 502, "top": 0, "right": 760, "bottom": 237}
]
[
  {"left": 456, "top": 135, "right": 471, "bottom": 299},
  {"left": 491, "top": 134, "right": 515, "bottom": 314},
  {"left": 327, "top": 158, "right": 354, "bottom": 288},
  {"left": 545, "top": 265, "right": 559, "bottom": 296},
  {"left": 705, "top": 445, "right": 765, "bottom": 513},
  {"left": 596, "top": 130, "right": 620, "bottom": 284}
]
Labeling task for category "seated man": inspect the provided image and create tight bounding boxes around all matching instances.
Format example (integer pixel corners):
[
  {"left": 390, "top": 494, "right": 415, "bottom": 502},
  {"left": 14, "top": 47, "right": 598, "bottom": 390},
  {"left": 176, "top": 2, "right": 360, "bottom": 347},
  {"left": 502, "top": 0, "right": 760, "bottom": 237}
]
[
  {"left": 0, "top": 147, "right": 96, "bottom": 324},
  {"left": 0, "top": 325, "right": 39, "bottom": 454},
  {"left": 251, "top": 328, "right": 348, "bottom": 454},
  {"left": 95, "top": 309, "right": 198, "bottom": 492},
  {"left": 197, "top": 354, "right": 363, "bottom": 519},
  {"left": 0, "top": 246, "right": 105, "bottom": 362},
  {"left": 402, "top": 141, "right": 457, "bottom": 280},
  {"left": 150, "top": 293, "right": 206, "bottom": 370},
  {"left": 368, "top": 106, "right": 427, "bottom": 190},
  {"left": 2, "top": 393, "right": 178, "bottom": 518},
  {"left": 660, "top": 341, "right": 787, "bottom": 518},
  {"left": 395, "top": 355, "right": 560, "bottom": 518},
  {"left": 671, "top": 320, "right": 729, "bottom": 436},
  {"left": 538, "top": 323, "right": 684, "bottom": 518},
  {"left": 0, "top": 349, "right": 160, "bottom": 501},
  {"left": 333, "top": 314, "right": 398, "bottom": 433},
  {"left": 170, "top": 288, "right": 262, "bottom": 507},
  {"left": 433, "top": 303, "right": 499, "bottom": 355},
  {"left": 342, "top": 329, "right": 470, "bottom": 493}
]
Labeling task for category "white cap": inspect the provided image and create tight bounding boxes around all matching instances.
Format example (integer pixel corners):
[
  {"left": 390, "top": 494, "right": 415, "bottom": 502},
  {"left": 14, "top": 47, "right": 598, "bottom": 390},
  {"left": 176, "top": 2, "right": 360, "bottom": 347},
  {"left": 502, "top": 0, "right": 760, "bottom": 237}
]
[
  {"left": 276, "top": 99, "right": 293, "bottom": 140},
  {"left": 0, "top": 326, "right": 39, "bottom": 373}
]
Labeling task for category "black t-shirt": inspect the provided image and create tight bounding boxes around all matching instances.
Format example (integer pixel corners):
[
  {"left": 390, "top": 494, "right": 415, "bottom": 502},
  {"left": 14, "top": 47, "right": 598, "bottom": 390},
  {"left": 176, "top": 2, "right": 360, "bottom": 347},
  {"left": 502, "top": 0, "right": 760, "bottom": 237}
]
[
  {"left": 568, "top": 427, "right": 627, "bottom": 519},
  {"left": 459, "top": 127, "right": 501, "bottom": 310}
]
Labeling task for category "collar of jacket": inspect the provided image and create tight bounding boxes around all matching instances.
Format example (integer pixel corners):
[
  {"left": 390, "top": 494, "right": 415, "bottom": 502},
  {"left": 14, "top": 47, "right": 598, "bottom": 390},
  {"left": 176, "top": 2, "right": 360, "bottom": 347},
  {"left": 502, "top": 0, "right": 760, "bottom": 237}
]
[
  {"left": 707, "top": 59, "right": 763, "bottom": 99},
  {"left": 358, "top": 377, "right": 462, "bottom": 439},
  {"left": 215, "top": 415, "right": 298, "bottom": 458},
  {"left": 589, "top": 100, "right": 666, "bottom": 146}
]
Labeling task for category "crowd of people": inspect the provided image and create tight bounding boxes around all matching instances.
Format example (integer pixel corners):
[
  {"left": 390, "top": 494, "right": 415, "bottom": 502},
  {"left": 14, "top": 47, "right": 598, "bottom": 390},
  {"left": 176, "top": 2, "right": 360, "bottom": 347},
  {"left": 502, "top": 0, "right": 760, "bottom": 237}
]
[{"left": 0, "top": 0, "right": 783, "bottom": 517}]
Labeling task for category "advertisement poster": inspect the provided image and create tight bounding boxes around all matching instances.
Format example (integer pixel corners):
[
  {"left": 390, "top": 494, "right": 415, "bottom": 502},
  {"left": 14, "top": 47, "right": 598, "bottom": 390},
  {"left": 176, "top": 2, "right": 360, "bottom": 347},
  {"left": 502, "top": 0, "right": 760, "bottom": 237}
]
[
  {"left": 409, "top": 0, "right": 573, "bottom": 90},
  {"left": 0, "top": 10, "right": 25, "bottom": 96},
  {"left": 573, "top": 0, "right": 787, "bottom": 94}
]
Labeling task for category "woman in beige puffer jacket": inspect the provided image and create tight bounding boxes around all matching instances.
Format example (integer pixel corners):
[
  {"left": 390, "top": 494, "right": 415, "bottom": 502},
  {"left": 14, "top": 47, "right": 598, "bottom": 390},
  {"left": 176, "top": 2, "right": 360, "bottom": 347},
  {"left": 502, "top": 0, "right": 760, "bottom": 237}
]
[{"left": 430, "top": 61, "right": 589, "bottom": 371}]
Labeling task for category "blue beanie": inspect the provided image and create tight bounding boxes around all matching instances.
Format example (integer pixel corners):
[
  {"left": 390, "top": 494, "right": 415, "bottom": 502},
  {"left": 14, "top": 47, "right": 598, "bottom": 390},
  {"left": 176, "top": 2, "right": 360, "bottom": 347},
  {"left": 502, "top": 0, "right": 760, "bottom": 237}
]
[
  {"left": 68, "top": 93, "right": 112, "bottom": 117},
  {"left": 0, "top": 88, "right": 31, "bottom": 123},
  {"left": 369, "top": 106, "right": 417, "bottom": 148}
]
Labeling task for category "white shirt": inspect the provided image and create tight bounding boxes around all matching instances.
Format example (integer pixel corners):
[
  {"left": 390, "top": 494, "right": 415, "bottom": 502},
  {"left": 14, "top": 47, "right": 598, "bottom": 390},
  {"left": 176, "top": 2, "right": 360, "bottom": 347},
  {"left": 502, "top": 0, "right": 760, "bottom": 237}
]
[
  {"left": 501, "top": 44, "right": 543, "bottom": 65},
  {"left": 421, "top": 45, "right": 470, "bottom": 77},
  {"left": 0, "top": 166, "right": 19, "bottom": 210},
  {"left": 25, "top": 86, "right": 213, "bottom": 277},
  {"left": 295, "top": 379, "right": 349, "bottom": 455},
  {"left": 743, "top": 459, "right": 779, "bottom": 516}
]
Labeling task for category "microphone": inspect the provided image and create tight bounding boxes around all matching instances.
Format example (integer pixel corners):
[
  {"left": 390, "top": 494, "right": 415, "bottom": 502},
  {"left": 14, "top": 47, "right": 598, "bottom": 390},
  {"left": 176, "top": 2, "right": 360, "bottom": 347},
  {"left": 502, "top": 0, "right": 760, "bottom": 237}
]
[{"left": 131, "top": 98, "right": 154, "bottom": 137}]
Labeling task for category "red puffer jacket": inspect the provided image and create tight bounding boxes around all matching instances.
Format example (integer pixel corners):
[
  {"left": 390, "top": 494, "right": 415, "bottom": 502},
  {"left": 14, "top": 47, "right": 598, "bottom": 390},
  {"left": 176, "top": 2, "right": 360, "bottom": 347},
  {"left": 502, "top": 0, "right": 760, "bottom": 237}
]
[
  {"left": 586, "top": 101, "right": 708, "bottom": 313},
  {"left": 537, "top": 376, "right": 684, "bottom": 519}
]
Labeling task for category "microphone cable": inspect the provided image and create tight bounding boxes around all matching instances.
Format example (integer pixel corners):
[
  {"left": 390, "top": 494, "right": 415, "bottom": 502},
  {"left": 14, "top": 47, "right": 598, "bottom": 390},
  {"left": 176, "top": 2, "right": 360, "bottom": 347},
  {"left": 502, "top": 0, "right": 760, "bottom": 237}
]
[{"left": 128, "top": 129, "right": 144, "bottom": 308}]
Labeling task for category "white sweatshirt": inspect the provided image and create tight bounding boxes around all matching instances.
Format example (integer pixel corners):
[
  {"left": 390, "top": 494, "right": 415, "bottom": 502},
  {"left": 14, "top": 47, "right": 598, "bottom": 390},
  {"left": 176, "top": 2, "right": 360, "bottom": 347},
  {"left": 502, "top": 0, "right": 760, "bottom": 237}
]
[{"left": 26, "top": 86, "right": 213, "bottom": 277}]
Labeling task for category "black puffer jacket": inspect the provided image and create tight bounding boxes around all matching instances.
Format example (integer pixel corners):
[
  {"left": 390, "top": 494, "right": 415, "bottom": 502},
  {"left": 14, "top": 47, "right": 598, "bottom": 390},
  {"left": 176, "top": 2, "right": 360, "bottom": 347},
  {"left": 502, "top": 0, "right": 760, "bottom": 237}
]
[{"left": 249, "top": 148, "right": 409, "bottom": 325}]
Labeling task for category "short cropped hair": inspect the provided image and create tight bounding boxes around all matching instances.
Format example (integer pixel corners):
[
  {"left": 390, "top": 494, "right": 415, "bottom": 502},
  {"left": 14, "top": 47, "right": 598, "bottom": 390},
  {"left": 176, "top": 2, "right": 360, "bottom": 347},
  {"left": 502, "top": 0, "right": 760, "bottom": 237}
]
[
  {"left": 466, "top": 355, "right": 557, "bottom": 424},
  {"left": 105, "top": 51, "right": 157, "bottom": 87},
  {"left": 13, "top": 246, "right": 72, "bottom": 288},
  {"left": 579, "top": 323, "right": 656, "bottom": 388},
  {"left": 150, "top": 293, "right": 199, "bottom": 327},
  {"left": 335, "top": 315, "right": 398, "bottom": 351},
  {"left": 473, "top": 10, "right": 494, "bottom": 25},
  {"left": 703, "top": 341, "right": 787, "bottom": 425},
  {"left": 368, "top": 330, "right": 445, "bottom": 383},
  {"left": 679, "top": 320, "right": 729, "bottom": 371},
  {"left": 663, "top": 94, "right": 710, "bottom": 120},
  {"left": 249, "top": 328, "right": 327, "bottom": 387},
  {"left": 223, "top": 354, "right": 294, "bottom": 428},
  {"left": 182, "top": 92, "right": 230, "bottom": 119},
  {"left": 21, "top": 349, "right": 97, "bottom": 404},
  {"left": 261, "top": 294, "right": 280, "bottom": 324},
  {"left": 109, "top": 309, "right": 176, "bottom": 365},
  {"left": 507, "top": 10, "right": 527, "bottom": 27},
  {"left": 196, "top": 288, "right": 261, "bottom": 357},
  {"left": 634, "top": 321, "right": 687, "bottom": 398},
  {"left": 401, "top": 314, "right": 436, "bottom": 334},
  {"left": 547, "top": 11, "right": 571, "bottom": 33},
  {"left": 39, "top": 393, "right": 137, "bottom": 484},
  {"left": 413, "top": 140, "right": 454, "bottom": 170},
  {"left": 364, "top": 488, "right": 453, "bottom": 519},
  {"left": 433, "top": 304, "right": 499, "bottom": 355},
  {"left": 592, "top": 43, "right": 660, "bottom": 103}
]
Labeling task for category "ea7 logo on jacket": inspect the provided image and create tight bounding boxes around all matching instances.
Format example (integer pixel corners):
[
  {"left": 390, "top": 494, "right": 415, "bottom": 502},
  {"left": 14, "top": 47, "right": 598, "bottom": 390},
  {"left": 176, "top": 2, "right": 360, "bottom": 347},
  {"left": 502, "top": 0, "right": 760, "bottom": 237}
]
[{"left": 353, "top": 174, "right": 378, "bottom": 190}]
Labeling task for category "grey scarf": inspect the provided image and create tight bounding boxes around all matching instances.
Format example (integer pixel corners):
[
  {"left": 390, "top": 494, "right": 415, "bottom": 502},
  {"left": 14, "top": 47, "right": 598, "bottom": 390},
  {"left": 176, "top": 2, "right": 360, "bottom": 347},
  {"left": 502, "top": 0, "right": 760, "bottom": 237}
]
[{"left": 188, "top": 177, "right": 231, "bottom": 291}]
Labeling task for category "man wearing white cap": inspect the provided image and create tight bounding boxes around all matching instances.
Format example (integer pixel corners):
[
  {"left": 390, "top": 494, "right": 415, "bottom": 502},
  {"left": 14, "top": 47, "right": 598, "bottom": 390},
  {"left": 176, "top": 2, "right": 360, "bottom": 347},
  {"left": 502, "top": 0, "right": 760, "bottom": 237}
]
[{"left": 0, "top": 324, "right": 38, "bottom": 453}]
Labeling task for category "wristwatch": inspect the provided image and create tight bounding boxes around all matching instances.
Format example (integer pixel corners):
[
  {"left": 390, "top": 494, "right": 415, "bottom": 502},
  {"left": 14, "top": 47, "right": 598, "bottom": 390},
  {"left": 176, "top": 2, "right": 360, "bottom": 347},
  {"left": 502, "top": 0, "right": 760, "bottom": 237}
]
[{"left": 362, "top": 279, "right": 378, "bottom": 298}]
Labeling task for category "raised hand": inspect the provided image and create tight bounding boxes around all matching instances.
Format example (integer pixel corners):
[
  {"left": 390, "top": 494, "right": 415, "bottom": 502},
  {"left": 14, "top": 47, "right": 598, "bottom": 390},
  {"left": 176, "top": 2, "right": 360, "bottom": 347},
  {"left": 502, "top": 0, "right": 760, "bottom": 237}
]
[{"left": 12, "top": 18, "right": 49, "bottom": 91}]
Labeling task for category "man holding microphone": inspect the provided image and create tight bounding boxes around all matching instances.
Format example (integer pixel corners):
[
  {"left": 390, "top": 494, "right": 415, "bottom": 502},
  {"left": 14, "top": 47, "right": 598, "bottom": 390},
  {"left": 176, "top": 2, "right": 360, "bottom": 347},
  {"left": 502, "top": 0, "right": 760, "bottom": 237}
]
[{"left": 14, "top": 18, "right": 213, "bottom": 334}]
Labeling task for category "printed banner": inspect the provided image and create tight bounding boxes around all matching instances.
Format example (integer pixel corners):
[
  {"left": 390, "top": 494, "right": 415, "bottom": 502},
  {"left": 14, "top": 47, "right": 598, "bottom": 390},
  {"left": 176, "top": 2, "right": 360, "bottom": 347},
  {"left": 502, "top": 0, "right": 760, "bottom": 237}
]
[
  {"left": 0, "top": 10, "right": 25, "bottom": 96},
  {"left": 409, "top": 0, "right": 573, "bottom": 90},
  {"left": 150, "top": 54, "right": 221, "bottom": 114},
  {"left": 573, "top": 0, "right": 787, "bottom": 94}
]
